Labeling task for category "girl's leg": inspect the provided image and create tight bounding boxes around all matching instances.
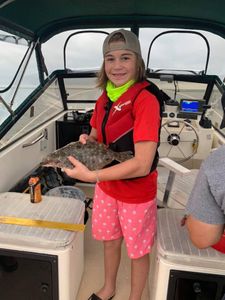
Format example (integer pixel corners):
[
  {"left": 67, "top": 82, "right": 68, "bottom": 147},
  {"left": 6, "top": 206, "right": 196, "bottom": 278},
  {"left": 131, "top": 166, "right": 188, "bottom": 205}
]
[
  {"left": 96, "top": 238, "right": 123, "bottom": 300},
  {"left": 129, "top": 254, "right": 149, "bottom": 300},
  {"left": 91, "top": 185, "right": 124, "bottom": 299},
  {"left": 117, "top": 199, "right": 156, "bottom": 300}
]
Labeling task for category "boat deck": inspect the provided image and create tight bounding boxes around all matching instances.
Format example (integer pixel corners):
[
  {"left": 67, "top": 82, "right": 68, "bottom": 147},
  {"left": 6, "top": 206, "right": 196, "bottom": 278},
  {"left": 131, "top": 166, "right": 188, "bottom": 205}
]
[{"left": 76, "top": 184, "right": 150, "bottom": 300}]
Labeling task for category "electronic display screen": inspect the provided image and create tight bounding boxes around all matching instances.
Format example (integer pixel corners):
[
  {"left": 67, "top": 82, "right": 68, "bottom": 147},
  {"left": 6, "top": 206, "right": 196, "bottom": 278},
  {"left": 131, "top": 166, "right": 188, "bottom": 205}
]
[{"left": 180, "top": 99, "right": 203, "bottom": 113}]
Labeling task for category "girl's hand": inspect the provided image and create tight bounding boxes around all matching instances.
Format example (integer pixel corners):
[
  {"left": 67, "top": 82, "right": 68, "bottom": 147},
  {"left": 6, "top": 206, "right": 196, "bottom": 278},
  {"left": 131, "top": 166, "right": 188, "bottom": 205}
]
[
  {"left": 63, "top": 156, "right": 96, "bottom": 183},
  {"left": 79, "top": 128, "right": 98, "bottom": 144},
  {"left": 79, "top": 134, "right": 89, "bottom": 144}
]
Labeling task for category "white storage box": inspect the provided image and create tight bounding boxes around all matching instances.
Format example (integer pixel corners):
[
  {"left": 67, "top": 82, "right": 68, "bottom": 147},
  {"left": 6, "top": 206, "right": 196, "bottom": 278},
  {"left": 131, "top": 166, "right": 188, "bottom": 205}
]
[
  {"left": 149, "top": 208, "right": 225, "bottom": 300},
  {"left": 0, "top": 192, "right": 85, "bottom": 300}
]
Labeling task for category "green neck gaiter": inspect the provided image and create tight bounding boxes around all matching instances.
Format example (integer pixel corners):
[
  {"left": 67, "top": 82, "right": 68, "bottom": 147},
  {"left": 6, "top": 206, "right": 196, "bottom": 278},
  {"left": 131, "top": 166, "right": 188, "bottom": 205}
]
[{"left": 106, "top": 80, "right": 135, "bottom": 102}]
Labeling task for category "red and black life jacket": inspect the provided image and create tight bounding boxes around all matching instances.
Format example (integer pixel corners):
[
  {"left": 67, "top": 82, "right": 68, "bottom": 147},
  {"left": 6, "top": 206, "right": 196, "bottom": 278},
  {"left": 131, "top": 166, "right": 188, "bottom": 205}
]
[{"left": 98, "top": 80, "right": 169, "bottom": 172}]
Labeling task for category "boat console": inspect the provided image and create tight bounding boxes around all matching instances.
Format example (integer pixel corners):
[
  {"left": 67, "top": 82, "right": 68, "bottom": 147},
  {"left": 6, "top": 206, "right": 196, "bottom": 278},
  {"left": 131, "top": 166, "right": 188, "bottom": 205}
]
[
  {"left": 163, "top": 98, "right": 205, "bottom": 120},
  {"left": 159, "top": 97, "right": 214, "bottom": 165}
]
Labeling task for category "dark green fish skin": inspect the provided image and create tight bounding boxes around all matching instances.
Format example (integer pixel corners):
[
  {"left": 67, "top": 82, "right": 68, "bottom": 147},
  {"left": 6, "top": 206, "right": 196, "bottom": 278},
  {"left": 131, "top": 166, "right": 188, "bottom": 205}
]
[{"left": 41, "top": 140, "right": 133, "bottom": 170}]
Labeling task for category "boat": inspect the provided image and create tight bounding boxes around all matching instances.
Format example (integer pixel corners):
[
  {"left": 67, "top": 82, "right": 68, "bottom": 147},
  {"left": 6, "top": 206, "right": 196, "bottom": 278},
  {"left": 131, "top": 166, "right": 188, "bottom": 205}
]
[{"left": 1, "top": 0, "right": 225, "bottom": 299}]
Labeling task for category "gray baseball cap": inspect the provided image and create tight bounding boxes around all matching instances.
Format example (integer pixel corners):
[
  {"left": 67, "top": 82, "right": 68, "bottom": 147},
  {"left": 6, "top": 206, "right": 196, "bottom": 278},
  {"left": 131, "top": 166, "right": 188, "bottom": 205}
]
[{"left": 103, "top": 29, "right": 142, "bottom": 56}]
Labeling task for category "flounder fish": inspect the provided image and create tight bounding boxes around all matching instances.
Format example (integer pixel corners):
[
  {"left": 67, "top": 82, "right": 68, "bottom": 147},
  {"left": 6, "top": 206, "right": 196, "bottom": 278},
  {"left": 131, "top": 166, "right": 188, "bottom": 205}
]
[{"left": 41, "top": 140, "right": 133, "bottom": 170}]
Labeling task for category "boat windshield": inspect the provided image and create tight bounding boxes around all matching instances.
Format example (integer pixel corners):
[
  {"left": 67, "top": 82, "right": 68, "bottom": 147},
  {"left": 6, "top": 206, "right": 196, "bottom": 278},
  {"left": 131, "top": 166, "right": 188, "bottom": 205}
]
[{"left": 0, "top": 30, "right": 40, "bottom": 124}]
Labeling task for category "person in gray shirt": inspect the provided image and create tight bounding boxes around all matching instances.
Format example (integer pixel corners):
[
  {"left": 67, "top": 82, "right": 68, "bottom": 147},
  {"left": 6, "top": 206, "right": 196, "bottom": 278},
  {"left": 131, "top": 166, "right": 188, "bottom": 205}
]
[{"left": 186, "top": 93, "right": 225, "bottom": 250}]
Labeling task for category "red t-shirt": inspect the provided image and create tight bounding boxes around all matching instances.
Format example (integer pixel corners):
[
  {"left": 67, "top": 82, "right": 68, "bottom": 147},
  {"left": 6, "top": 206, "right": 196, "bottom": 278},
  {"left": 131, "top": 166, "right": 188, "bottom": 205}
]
[{"left": 90, "top": 82, "right": 161, "bottom": 203}]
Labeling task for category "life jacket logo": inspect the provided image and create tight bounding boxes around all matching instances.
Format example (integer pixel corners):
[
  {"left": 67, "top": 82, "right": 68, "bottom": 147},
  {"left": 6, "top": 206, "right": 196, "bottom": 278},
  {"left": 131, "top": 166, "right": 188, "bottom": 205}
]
[{"left": 112, "top": 100, "right": 132, "bottom": 115}]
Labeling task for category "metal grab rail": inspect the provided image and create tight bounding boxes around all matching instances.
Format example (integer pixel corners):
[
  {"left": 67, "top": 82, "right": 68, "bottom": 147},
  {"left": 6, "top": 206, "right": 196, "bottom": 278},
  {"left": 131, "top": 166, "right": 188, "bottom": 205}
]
[{"left": 22, "top": 129, "right": 48, "bottom": 148}]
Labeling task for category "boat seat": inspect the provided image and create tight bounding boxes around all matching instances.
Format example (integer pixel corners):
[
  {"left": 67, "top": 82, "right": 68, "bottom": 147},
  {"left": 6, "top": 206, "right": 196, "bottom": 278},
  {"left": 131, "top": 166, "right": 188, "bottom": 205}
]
[
  {"left": 157, "top": 208, "right": 225, "bottom": 262},
  {"left": 149, "top": 208, "right": 225, "bottom": 299},
  {"left": 150, "top": 158, "right": 225, "bottom": 299},
  {"left": 0, "top": 192, "right": 85, "bottom": 249},
  {"left": 0, "top": 192, "right": 85, "bottom": 299}
]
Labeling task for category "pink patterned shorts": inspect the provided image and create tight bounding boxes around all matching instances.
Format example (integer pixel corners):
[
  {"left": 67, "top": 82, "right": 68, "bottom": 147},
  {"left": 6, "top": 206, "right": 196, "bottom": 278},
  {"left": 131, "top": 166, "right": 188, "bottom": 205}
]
[{"left": 92, "top": 184, "right": 157, "bottom": 259}]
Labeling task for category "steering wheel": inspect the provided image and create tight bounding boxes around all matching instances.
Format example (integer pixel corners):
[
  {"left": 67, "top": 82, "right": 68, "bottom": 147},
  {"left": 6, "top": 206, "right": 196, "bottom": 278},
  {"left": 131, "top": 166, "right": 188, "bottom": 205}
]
[{"left": 159, "top": 119, "right": 199, "bottom": 163}]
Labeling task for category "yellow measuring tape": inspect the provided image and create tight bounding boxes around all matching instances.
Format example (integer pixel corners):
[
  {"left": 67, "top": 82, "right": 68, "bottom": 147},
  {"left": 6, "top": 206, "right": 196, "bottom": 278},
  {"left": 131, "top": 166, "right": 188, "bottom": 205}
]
[{"left": 0, "top": 216, "right": 85, "bottom": 232}]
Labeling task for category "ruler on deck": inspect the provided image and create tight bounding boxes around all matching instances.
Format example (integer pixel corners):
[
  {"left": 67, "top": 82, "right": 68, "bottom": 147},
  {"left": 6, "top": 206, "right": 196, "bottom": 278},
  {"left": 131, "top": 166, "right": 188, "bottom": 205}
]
[{"left": 0, "top": 216, "right": 85, "bottom": 232}]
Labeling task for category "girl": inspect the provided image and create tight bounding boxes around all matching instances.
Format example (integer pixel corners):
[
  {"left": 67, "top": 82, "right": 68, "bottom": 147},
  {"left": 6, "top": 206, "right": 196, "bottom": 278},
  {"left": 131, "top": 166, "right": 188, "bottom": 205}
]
[{"left": 64, "top": 29, "right": 161, "bottom": 300}]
